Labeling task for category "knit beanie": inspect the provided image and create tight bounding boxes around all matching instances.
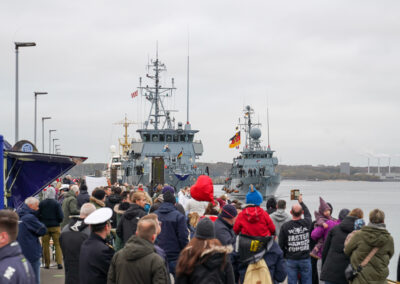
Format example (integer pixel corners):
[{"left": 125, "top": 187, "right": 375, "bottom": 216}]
[
  {"left": 246, "top": 186, "right": 263, "bottom": 206},
  {"left": 318, "top": 197, "right": 331, "bottom": 215},
  {"left": 266, "top": 197, "right": 277, "bottom": 210},
  {"left": 220, "top": 204, "right": 238, "bottom": 219},
  {"left": 93, "top": 189, "right": 106, "bottom": 200},
  {"left": 44, "top": 187, "right": 56, "bottom": 199},
  {"left": 162, "top": 185, "right": 175, "bottom": 195},
  {"left": 338, "top": 208, "right": 350, "bottom": 221},
  {"left": 354, "top": 219, "right": 365, "bottom": 230},
  {"left": 194, "top": 217, "right": 215, "bottom": 239},
  {"left": 163, "top": 191, "right": 176, "bottom": 204}
]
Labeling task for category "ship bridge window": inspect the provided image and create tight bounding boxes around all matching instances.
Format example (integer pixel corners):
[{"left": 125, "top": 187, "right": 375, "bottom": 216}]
[
  {"left": 188, "top": 134, "right": 194, "bottom": 142},
  {"left": 173, "top": 135, "right": 179, "bottom": 142},
  {"left": 152, "top": 135, "right": 159, "bottom": 142},
  {"left": 267, "top": 153, "right": 272, "bottom": 158},
  {"left": 180, "top": 135, "right": 187, "bottom": 142},
  {"left": 159, "top": 134, "right": 165, "bottom": 142},
  {"left": 143, "top": 134, "right": 150, "bottom": 142},
  {"left": 166, "top": 135, "right": 172, "bottom": 142},
  {"left": 256, "top": 154, "right": 261, "bottom": 158}
]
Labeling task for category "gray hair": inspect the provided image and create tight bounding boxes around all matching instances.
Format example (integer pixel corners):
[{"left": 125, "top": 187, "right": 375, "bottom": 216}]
[
  {"left": 70, "top": 185, "right": 79, "bottom": 194},
  {"left": 80, "top": 203, "right": 96, "bottom": 218},
  {"left": 25, "top": 197, "right": 39, "bottom": 206}
]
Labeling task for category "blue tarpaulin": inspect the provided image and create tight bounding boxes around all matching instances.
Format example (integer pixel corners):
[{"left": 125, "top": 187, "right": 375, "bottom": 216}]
[{"left": 4, "top": 151, "right": 86, "bottom": 208}]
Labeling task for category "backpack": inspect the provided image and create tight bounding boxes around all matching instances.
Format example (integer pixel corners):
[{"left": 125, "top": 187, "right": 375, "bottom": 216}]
[{"left": 243, "top": 258, "right": 272, "bottom": 284}]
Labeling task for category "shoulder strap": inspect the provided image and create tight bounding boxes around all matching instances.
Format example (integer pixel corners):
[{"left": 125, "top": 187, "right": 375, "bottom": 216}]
[{"left": 360, "top": 247, "right": 379, "bottom": 267}]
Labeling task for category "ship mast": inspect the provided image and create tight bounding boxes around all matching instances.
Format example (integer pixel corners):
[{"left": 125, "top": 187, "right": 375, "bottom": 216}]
[
  {"left": 114, "top": 114, "right": 135, "bottom": 157},
  {"left": 138, "top": 45, "right": 176, "bottom": 130}
]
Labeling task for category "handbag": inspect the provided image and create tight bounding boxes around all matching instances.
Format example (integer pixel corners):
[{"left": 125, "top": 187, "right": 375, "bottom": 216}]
[{"left": 345, "top": 247, "right": 379, "bottom": 281}]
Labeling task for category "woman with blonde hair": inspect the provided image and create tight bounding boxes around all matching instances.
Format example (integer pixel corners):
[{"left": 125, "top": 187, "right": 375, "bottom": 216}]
[{"left": 176, "top": 218, "right": 234, "bottom": 284}]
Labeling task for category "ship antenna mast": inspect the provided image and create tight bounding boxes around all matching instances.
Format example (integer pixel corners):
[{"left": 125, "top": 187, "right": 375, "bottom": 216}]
[
  {"left": 186, "top": 32, "right": 190, "bottom": 124},
  {"left": 267, "top": 100, "right": 270, "bottom": 148}
]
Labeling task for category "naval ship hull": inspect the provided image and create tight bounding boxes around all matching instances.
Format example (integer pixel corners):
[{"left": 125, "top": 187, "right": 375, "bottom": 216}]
[
  {"left": 124, "top": 171, "right": 200, "bottom": 190},
  {"left": 227, "top": 174, "right": 281, "bottom": 201}
]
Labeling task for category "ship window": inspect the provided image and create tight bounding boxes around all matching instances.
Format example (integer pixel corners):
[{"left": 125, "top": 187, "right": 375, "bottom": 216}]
[
  {"left": 166, "top": 135, "right": 172, "bottom": 142},
  {"left": 173, "top": 135, "right": 179, "bottom": 142},
  {"left": 256, "top": 154, "right": 261, "bottom": 158},
  {"left": 180, "top": 135, "right": 186, "bottom": 142},
  {"left": 143, "top": 134, "right": 150, "bottom": 142},
  {"left": 188, "top": 134, "right": 194, "bottom": 142},
  {"left": 152, "top": 135, "right": 159, "bottom": 142},
  {"left": 159, "top": 134, "right": 165, "bottom": 142}
]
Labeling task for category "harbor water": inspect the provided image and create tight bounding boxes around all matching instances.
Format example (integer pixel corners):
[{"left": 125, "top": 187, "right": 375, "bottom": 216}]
[{"left": 216, "top": 180, "right": 399, "bottom": 280}]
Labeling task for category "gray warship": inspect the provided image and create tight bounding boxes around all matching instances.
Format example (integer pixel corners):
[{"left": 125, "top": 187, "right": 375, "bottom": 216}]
[
  {"left": 225, "top": 105, "right": 280, "bottom": 200},
  {"left": 121, "top": 52, "right": 204, "bottom": 189}
]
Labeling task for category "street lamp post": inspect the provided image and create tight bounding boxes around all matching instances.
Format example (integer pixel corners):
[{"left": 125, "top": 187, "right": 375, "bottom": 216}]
[
  {"left": 15, "top": 42, "right": 36, "bottom": 143},
  {"left": 52, "top": 138, "right": 59, "bottom": 154},
  {"left": 41, "top": 117, "right": 51, "bottom": 152},
  {"left": 34, "top": 92, "right": 47, "bottom": 145},
  {"left": 49, "top": 129, "right": 56, "bottom": 153}
]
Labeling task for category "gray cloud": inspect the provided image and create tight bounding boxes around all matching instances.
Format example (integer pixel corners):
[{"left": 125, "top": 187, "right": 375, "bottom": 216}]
[{"left": 1, "top": 0, "right": 399, "bottom": 167}]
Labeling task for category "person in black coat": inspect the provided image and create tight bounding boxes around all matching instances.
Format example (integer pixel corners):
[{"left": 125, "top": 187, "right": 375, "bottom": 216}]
[
  {"left": 39, "top": 187, "right": 64, "bottom": 269},
  {"left": 215, "top": 204, "right": 237, "bottom": 246},
  {"left": 116, "top": 191, "right": 147, "bottom": 244},
  {"left": 77, "top": 184, "right": 90, "bottom": 208},
  {"left": 105, "top": 186, "right": 122, "bottom": 228},
  {"left": 320, "top": 210, "right": 360, "bottom": 284},
  {"left": 79, "top": 208, "right": 115, "bottom": 284},
  {"left": 60, "top": 203, "right": 96, "bottom": 284},
  {"left": 397, "top": 253, "right": 400, "bottom": 282}
]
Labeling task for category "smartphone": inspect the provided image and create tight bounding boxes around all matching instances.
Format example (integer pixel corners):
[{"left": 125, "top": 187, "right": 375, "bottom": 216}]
[{"left": 290, "top": 189, "right": 300, "bottom": 200}]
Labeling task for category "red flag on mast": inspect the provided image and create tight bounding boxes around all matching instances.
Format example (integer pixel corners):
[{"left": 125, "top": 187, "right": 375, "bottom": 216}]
[{"left": 131, "top": 90, "right": 138, "bottom": 98}]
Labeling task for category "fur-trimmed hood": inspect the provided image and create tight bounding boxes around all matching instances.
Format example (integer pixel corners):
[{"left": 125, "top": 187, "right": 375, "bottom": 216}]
[
  {"left": 200, "top": 244, "right": 233, "bottom": 258},
  {"left": 90, "top": 196, "right": 105, "bottom": 208}
]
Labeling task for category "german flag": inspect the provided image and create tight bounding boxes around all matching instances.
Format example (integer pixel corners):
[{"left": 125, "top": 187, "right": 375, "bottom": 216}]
[
  {"left": 177, "top": 151, "right": 183, "bottom": 159},
  {"left": 229, "top": 131, "right": 241, "bottom": 148}
]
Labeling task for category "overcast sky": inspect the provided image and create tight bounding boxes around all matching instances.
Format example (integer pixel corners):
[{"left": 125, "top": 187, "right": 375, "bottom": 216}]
[{"left": 1, "top": 0, "right": 399, "bottom": 166}]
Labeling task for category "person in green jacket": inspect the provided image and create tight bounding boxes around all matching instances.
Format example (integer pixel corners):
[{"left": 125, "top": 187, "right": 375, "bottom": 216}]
[
  {"left": 107, "top": 217, "right": 169, "bottom": 284},
  {"left": 344, "top": 209, "right": 394, "bottom": 284},
  {"left": 61, "top": 185, "right": 80, "bottom": 228}
]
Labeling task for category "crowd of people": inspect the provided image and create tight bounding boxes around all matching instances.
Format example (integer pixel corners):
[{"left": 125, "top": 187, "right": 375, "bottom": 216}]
[{"left": 0, "top": 174, "right": 398, "bottom": 284}]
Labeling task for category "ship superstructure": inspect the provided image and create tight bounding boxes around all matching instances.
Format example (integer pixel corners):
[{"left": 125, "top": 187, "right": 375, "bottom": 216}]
[
  {"left": 225, "top": 105, "right": 280, "bottom": 200},
  {"left": 122, "top": 53, "right": 203, "bottom": 189}
]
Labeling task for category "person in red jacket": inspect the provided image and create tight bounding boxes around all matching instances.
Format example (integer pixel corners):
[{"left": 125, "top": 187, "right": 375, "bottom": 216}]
[{"left": 233, "top": 184, "right": 275, "bottom": 237}]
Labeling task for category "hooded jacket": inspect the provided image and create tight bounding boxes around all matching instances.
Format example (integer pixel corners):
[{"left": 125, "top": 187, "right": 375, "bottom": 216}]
[
  {"left": 105, "top": 194, "right": 122, "bottom": 228},
  {"left": 61, "top": 190, "right": 80, "bottom": 228},
  {"left": 176, "top": 245, "right": 235, "bottom": 284},
  {"left": 233, "top": 205, "right": 275, "bottom": 237},
  {"left": 116, "top": 203, "right": 146, "bottom": 244},
  {"left": 320, "top": 215, "right": 356, "bottom": 284},
  {"left": 344, "top": 224, "right": 394, "bottom": 284},
  {"left": 107, "top": 235, "right": 169, "bottom": 284},
  {"left": 0, "top": 241, "right": 35, "bottom": 284},
  {"left": 16, "top": 204, "right": 47, "bottom": 263},
  {"left": 155, "top": 202, "right": 189, "bottom": 261},
  {"left": 60, "top": 217, "right": 91, "bottom": 284},
  {"left": 270, "top": 209, "right": 291, "bottom": 241}
]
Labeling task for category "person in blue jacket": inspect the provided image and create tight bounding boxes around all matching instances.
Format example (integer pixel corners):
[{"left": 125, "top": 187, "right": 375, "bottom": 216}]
[
  {"left": 17, "top": 197, "right": 47, "bottom": 284},
  {"left": 0, "top": 209, "right": 35, "bottom": 284},
  {"left": 154, "top": 191, "right": 189, "bottom": 278}
]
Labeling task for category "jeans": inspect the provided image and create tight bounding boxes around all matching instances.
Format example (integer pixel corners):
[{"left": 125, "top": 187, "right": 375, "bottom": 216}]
[
  {"left": 42, "top": 226, "right": 63, "bottom": 266},
  {"left": 168, "top": 259, "right": 177, "bottom": 278},
  {"left": 287, "top": 258, "right": 312, "bottom": 284},
  {"left": 30, "top": 259, "right": 41, "bottom": 284}
]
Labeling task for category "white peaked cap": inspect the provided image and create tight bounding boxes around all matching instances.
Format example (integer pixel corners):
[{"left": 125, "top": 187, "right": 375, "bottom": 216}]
[{"left": 84, "top": 207, "right": 113, "bottom": 225}]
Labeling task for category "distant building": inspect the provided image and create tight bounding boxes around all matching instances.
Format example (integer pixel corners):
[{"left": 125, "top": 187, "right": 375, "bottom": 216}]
[{"left": 340, "top": 162, "right": 350, "bottom": 175}]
